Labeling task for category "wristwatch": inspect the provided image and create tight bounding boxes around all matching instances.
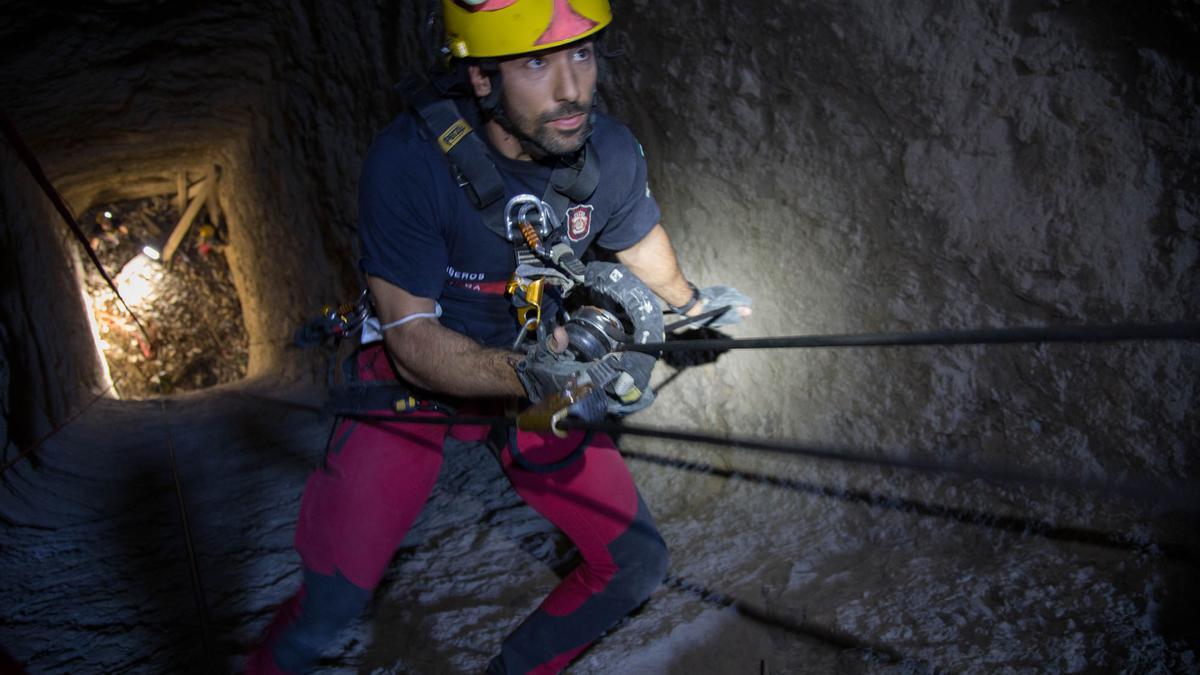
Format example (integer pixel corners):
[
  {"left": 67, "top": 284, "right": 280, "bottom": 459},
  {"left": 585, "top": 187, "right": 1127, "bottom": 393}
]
[{"left": 667, "top": 281, "right": 700, "bottom": 315}]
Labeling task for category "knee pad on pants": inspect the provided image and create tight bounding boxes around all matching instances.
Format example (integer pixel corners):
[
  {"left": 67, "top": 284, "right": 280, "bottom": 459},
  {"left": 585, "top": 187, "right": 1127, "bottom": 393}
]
[{"left": 272, "top": 568, "right": 372, "bottom": 673}]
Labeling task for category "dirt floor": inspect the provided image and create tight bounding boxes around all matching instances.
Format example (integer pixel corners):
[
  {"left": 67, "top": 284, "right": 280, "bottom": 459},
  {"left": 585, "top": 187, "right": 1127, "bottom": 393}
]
[
  {"left": 81, "top": 195, "right": 248, "bottom": 398},
  {"left": 1, "top": 379, "right": 1194, "bottom": 673}
]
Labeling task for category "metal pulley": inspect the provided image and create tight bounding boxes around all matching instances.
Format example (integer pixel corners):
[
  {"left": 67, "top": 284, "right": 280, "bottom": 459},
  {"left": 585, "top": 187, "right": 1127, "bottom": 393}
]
[{"left": 564, "top": 306, "right": 626, "bottom": 361}]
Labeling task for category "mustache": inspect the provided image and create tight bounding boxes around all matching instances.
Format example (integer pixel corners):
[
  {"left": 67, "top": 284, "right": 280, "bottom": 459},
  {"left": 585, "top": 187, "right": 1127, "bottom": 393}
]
[{"left": 540, "top": 102, "right": 591, "bottom": 125}]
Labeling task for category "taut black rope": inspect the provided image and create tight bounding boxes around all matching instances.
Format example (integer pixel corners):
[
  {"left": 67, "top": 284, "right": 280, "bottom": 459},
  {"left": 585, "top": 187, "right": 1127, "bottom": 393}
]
[
  {"left": 231, "top": 392, "right": 1198, "bottom": 510},
  {"left": 159, "top": 399, "right": 216, "bottom": 668},
  {"left": 625, "top": 321, "right": 1200, "bottom": 354}
]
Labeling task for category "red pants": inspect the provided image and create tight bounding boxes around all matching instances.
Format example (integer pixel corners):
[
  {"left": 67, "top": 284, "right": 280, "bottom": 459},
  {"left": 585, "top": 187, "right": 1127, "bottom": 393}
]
[{"left": 248, "top": 346, "right": 667, "bottom": 673}]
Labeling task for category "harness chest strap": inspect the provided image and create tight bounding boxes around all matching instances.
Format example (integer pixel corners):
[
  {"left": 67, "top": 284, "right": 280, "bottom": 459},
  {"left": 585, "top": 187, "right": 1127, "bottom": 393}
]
[{"left": 408, "top": 86, "right": 600, "bottom": 247}]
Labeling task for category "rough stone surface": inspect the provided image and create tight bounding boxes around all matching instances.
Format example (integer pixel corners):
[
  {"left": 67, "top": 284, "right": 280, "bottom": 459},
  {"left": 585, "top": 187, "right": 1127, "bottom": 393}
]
[
  {"left": 0, "top": 150, "right": 107, "bottom": 447},
  {"left": 0, "top": 2, "right": 428, "bottom": 380},
  {"left": 1, "top": 0, "right": 1198, "bottom": 672}
]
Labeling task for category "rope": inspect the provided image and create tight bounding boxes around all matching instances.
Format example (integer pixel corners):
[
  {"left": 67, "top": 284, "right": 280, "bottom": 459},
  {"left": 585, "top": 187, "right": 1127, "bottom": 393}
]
[
  {"left": 663, "top": 573, "right": 913, "bottom": 665},
  {"left": 561, "top": 419, "right": 1198, "bottom": 509},
  {"left": 0, "top": 109, "right": 154, "bottom": 349},
  {"left": 624, "top": 321, "right": 1200, "bottom": 354},
  {"left": 159, "top": 399, "right": 216, "bottom": 669},
  {"left": 618, "top": 448, "right": 1194, "bottom": 562},
  {"left": 0, "top": 379, "right": 118, "bottom": 478},
  {"left": 663, "top": 305, "right": 731, "bottom": 333},
  {"left": 234, "top": 391, "right": 1197, "bottom": 510}
]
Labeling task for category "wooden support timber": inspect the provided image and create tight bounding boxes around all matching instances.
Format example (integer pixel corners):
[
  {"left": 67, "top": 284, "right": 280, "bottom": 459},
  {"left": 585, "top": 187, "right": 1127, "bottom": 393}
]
[
  {"left": 205, "top": 164, "right": 221, "bottom": 226},
  {"left": 176, "top": 173, "right": 187, "bottom": 213},
  {"left": 161, "top": 178, "right": 211, "bottom": 262}
]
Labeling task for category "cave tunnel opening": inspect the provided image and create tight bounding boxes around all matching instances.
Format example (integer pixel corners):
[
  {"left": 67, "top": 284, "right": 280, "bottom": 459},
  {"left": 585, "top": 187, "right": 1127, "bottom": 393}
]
[{"left": 81, "top": 167, "right": 249, "bottom": 398}]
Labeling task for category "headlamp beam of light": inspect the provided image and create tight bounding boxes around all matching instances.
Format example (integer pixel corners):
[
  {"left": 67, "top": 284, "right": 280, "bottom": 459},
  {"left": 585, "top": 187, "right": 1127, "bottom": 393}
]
[{"left": 142, "top": 245, "right": 162, "bottom": 261}]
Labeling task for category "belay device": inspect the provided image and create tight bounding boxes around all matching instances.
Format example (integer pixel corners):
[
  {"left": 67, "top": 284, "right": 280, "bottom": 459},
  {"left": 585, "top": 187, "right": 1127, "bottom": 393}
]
[{"left": 505, "top": 195, "right": 664, "bottom": 415}]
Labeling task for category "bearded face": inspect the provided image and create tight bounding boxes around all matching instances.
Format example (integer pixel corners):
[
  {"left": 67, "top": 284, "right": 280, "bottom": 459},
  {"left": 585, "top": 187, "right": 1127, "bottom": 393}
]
[
  {"left": 498, "top": 93, "right": 593, "bottom": 157},
  {"left": 493, "top": 41, "right": 598, "bottom": 158}
]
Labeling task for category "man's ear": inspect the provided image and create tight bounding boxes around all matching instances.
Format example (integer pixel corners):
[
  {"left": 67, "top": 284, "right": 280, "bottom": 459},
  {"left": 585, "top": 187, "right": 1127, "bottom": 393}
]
[{"left": 467, "top": 64, "right": 492, "bottom": 98}]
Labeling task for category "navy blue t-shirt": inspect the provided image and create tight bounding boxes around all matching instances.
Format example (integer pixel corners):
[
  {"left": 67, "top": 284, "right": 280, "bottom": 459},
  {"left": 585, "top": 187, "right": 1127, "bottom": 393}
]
[{"left": 359, "top": 101, "right": 661, "bottom": 348}]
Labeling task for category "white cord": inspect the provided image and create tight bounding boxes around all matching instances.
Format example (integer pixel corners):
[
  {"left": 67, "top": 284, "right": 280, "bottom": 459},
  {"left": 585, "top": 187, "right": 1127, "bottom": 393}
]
[{"left": 378, "top": 303, "right": 443, "bottom": 332}]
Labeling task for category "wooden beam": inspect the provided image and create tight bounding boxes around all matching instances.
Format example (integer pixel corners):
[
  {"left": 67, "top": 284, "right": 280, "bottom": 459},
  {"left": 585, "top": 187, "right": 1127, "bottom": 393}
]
[
  {"left": 161, "top": 178, "right": 211, "bottom": 262},
  {"left": 175, "top": 173, "right": 187, "bottom": 213},
  {"left": 186, "top": 179, "right": 206, "bottom": 200},
  {"left": 205, "top": 164, "right": 221, "bottom": 226}
]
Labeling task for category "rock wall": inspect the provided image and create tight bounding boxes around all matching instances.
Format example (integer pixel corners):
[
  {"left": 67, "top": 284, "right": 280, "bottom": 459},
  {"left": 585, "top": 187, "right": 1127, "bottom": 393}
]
[
  {"left": 606, "top": 0, "right": 1198, "bottom": 500},
  {"left": 0, "top": 2, "right": 428, "bottom": 420},
  {"left": 0, "top": 150, "right": 107, "bottom": 446},
  {"left": 599, "top": 0, "right": 1199, "bottom": 667}
]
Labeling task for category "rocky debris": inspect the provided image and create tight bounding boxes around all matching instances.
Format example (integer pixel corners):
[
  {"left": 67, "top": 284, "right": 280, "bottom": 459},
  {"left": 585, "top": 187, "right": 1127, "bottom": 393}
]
[{"left": 82, "top": 195, "right": 248, "bottom": 398}]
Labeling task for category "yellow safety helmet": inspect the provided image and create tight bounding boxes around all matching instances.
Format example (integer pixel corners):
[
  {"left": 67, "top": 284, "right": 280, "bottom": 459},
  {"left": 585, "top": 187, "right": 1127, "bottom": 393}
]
[{"left": 443, "top": 0, "right": 612, "bottom": 59}]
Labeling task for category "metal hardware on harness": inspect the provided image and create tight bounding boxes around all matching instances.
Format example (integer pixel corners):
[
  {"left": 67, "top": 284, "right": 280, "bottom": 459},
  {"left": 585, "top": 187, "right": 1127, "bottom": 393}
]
[
  {"left": 505, "top": 194, "right": 556, "bottom": 244},
  {"left": 517, "top": 383, "right": 597, "bottom": 438},
  {"left": 295, "top": 289, "right": 373, "bottom": 347},
  {"left": 565, "top": 306, "right": 626, "bottom": 362},
  {"left": 340, "top": 289, "right": 372, "bottom": 335},
  {"left": 506, "top": 276, "right": 546, "bottom": 335},
  {"left": 512, "top": 316, "right": 539, "bottom": 352}
]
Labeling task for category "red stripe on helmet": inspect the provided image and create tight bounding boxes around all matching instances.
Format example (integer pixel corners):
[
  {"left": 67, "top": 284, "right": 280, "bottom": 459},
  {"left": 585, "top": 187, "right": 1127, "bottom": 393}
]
[{"left": 536, "top": 0, "right": 598, "bottom": 46}]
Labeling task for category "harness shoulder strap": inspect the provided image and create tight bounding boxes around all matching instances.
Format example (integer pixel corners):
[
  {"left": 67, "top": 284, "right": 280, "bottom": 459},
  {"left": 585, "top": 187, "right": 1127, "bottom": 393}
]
[
  {"left": 542, "top": 143, "right": 599, "bottom": 225},
  {"left": 403, "top": 80, "right": 601, "bottom": 249},
  {"left": 408, "top": 86, "right": 509, "bottom": 239}
]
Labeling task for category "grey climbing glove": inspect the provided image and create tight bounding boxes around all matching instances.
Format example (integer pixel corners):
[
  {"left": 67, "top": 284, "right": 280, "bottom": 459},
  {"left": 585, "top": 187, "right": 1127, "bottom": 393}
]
[
  {"left": 696, "top": 285, "right": 752, "bottom": 328},
  {"left": 515, "top": 333, "right": 589, "bottom": 404},
  {"left": 515, "top": 262, "right": 664, "bottom": 419},
  {"left": 582, "top": 262, "right": 664, "bottom": 415},
  {"left": 514, "top": 337, "right": 610, "bottom": 429}
]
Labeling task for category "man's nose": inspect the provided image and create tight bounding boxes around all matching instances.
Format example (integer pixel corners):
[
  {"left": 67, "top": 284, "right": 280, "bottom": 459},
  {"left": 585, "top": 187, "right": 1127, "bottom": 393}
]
[{"left": 552, "top": 59, "right": 581, "bottom": 103}]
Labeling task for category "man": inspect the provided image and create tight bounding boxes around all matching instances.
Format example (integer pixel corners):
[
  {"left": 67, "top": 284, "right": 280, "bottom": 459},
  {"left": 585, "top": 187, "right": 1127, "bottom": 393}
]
[{"left": 248, "top": 1, "right": 749, "bottom": 672}]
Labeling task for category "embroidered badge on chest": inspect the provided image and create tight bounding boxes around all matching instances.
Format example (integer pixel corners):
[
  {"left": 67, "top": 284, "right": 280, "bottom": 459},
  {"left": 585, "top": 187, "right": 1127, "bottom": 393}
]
[{"left": 566, "top": 204, "right": 594, "bottom": 242}]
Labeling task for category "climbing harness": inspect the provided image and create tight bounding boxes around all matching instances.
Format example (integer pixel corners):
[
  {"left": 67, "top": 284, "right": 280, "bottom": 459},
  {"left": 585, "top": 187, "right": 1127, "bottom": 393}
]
[
  {"left": 401, "top": 78, "right": 600, "bottom": 247},
  {"left": 293, "top": 290, "right": 372, "bottom": 347}
]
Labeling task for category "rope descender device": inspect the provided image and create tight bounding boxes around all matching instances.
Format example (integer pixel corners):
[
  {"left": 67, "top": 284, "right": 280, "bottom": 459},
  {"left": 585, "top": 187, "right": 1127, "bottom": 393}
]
[
  {"left": 507, "top": 275, "right": 545, "bottom": 339},
  {"left": 503, "top": 193, "right": 591, "bottom": 349}
]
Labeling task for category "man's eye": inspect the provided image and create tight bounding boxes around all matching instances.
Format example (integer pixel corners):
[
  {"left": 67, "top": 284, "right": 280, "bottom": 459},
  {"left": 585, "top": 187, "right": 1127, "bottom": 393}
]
[
  {"left": 527, "top": 57, "right": 546, "bottom": 69},
  {"left": 573, "top": 48, "right": 592, "bottom": 62}
]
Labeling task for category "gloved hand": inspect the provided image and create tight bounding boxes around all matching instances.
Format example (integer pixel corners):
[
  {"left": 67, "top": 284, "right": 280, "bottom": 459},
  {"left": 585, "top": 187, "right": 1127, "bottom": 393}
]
[
  {"left": 515, "top": 334, "right": 609, "bottom": 429},
  {"left": 582, "top": 262, "right": 664, "bottom": 415},
  {"left": 578, "top": 353, "right": 656, "bottom": 416},
  {"left": 695, "top": 285, "right": 752, "bottom": 328},
  {"left": 515, "top": 330, "right": 589, "bottom": 403}
]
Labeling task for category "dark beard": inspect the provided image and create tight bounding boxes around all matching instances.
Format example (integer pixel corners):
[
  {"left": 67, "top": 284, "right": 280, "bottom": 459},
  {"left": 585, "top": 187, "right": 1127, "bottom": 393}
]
[{"left": 495, "top": 95, "right": 594, "bottom": 159}]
